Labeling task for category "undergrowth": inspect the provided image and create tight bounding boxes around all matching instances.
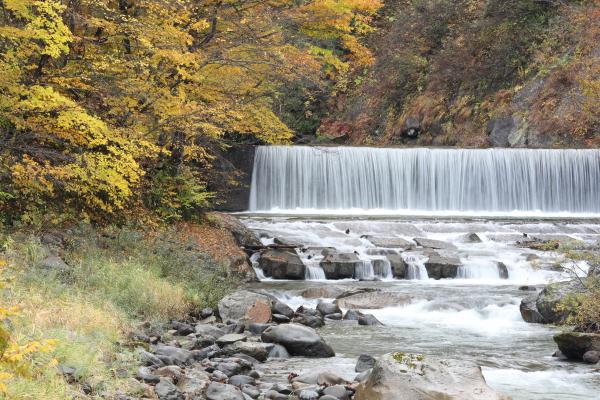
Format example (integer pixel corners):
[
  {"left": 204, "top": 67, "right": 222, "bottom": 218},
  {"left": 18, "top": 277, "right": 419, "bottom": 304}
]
[{"left": 0, "top": 223, "right": 236, "bottom": 398}]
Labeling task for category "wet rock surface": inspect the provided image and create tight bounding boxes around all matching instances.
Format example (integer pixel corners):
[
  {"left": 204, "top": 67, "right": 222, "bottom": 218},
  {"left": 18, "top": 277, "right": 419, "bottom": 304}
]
[
  {"left": 554, "top": 332, "right": 600, "bottom": 361},
  {"left": 354, "top": 353, "right": 509, "bottom": 400}
]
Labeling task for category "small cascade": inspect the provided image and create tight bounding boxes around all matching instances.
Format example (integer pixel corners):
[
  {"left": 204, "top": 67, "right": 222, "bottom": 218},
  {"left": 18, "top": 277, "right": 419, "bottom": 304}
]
[
  {"left": 305, "top": 264, "right": 326, "bottom": 280},
  {"left": 372, "top": 258, "right": 393, "bottom": 279},
  {"left": 355, "top": 260, "right": 375, "bottom": 280},
  {"left": 403, "top": 253, "right": 429, "bottom": 280},
  {"left": 249, "top": 252, "right": 267, "bottom": 280},
  {"left": 457, "top": 259, "right": 503, "bottom": 279}
]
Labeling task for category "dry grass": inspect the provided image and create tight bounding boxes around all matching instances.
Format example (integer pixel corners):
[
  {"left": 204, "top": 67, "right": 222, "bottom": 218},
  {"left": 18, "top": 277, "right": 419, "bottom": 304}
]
[{"left": 0, "top": 223, "right": 235, "bottom": 398}]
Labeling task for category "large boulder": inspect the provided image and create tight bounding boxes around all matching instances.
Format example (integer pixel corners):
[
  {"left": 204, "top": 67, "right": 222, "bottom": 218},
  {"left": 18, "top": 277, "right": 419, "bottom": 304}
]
[
  {"left": 363, "top": 236, "right": 413, "bottom": 249},
  {"left": 259, "top": 249, "right": 306, "bottom": 279},
  {"left": 336, "top": 291, "right": 411, "bottom": 309},
  {"left": 354, "top": 353, "right": 509, "bottom": 400},
  {"left": 553, "top": 332, "right": 600, "bottom": 361},
  {"left": 497, "top": 262, "right": 509, "bottom": 279},
  {"left": 261, "top": 323, "right": 335, "bottom": 357},
  {"left": 413, "top": 238, "right": 457, "bottom": 250},
  {"left": 536, "top": 280, "right": 584, "bottom": 323},
  {"left": 519, "top": 295, "right": 545, "bottom": 323},
  {"left": 218, "top": 290, "right": 272, "bottom": 322},
  {"left": 424, "top": 254, "right": 461, "bottom": 279},
  {"left": 320, "top": 253, "right": 361, "bottom": 279}
]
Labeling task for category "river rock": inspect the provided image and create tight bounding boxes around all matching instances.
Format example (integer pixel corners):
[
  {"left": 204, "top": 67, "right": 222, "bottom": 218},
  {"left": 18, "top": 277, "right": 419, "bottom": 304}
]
[
  {"left": 155, "top": 378, "right": 184, "bottom": 400},
  {"left": 178, "top": 368, "right": 210, "bottom": 395},
  {"left": 228, "top": 375, "right": 255, "bottom": 386},
  {"left": 241, "top": 384, "right": 260, "bottom": 399},
  {"left": 336, "top": 291, "right": 411, "bottom": 309},
  {"left": 343, "top": 310, "right": 362, "bottom": 321},
  {"left": 292, "top": 314, "right": 324, "bottom": 328},
  {"left": 268, "top": 344, "right": 290, "bottom": 359},
  {"left": 582, "top": 350, "right": 600, "bottom": 364},
  {"left": 323, "top": 385, "right": 351, "bottom": 400},
  {"left": 246, "top": 300, "right": 272, "bottom": 324},
  {"left": 317, "top": 301, "right": 341, "bottom": 316},
  {"left": 205, "top": 382, "right": 245, "bottom": 400},
  {"left": 222, "top": 341, "right": 269, "bottom": 361},
  {"left": 363, "top": 236, "right": 413, "bottom": 249},
  {"left": 248, "top": 323, "right": 274, "bottom": 334},
  {"left": 272, "top": 314, "right": 290, "bottom": 323},
  {"left": 354, "top": 353, "right": 509, "bottom": 400},
  {"left": 496, "top": 262, "right": 509, "bottom": 279},
  {"left": 553, "top": 332, "right": 600, "bottom": 360},
  {"left": 320, "top": 253, "right": 361, "bottom": 279},
  {"left": 218, "top": 290, "right": 273, "bottom": 322},
  {"left": 261, "top": 323, "right": 335, "bottom": 357},
  {"left": 155, "top": 365, "right": 184, "bottom": 382},
  {"left": 152, "top": 345, "right": 193, "bottom": 366},
  {"left": 292, "top": 371, "right": 347, "bottom": 385},
  {"left": 536, "top": 280, "right": 584, "bottom": 323},
  {"left": 136, "top": 366, "right": 160, "bottom": 383},
  {"left": 424, "top": 253, "right": 461, "bottom": 279},
  {"left": 272, "top": 301, "right": 295, "bottom": 318},
  {"left": 358, "top": 314, "right": 383, "bottom": 326},
  {"left": 414, "top": 238, "right": 457, "bottom": 250},
  {"left": 519, "top": 295, "right": 545, "bottom": 323},
  {"left": 463, "top": 233, "right": 483, "bottom": 243},
  {"left": 387, "top": 254, "right": 407, "bottom": 278},
  {"left": 299, "top": 389, "right": 319, "bottom": 400},
  {"left": 259, "top": 249, "right": 306, "bottom": 279},
  {"left": 216, "top": 333, "right": 247, "bottom": 347},
  {"left": 356, "top": 354, "right": 376, "bottom": 372}
]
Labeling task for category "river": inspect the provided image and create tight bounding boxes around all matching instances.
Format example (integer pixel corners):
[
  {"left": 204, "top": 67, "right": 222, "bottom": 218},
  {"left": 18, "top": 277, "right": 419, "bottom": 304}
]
[{"left": 239, "top": 215, "right": 600, "bottom": 400}]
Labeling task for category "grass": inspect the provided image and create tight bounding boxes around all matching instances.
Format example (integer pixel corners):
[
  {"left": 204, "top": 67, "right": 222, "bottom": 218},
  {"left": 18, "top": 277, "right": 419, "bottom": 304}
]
[{"left": 0, "top": 223, "right": 237, "bottom": 399}]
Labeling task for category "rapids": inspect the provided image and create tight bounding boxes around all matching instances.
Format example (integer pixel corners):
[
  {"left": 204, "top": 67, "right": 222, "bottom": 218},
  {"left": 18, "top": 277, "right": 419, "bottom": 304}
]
[{"left": 240, "top": 216, "right": 600, "bottom": 400}]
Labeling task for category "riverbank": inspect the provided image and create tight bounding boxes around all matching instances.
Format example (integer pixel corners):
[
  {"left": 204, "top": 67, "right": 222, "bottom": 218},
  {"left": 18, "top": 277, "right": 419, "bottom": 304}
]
[{"left": 0, "top": 214, "right": 255, "bottom": 398}]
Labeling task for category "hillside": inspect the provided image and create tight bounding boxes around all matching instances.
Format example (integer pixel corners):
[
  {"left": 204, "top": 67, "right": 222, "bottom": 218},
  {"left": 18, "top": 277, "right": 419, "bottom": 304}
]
[{"left": 318, "top": 0, "right": 600, "bottom": 148}]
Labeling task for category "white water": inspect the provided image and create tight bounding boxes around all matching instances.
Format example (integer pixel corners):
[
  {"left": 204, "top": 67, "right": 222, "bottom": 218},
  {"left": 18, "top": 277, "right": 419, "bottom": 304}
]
[
  {"left": 249, "top": 146, "right": 600, "bottom": 214},
  {"left": 404, "top": 253, "right": 429, "bottom": 280},
  {"left": 245, "top": 217, "right": 598, "bottom": 283}
]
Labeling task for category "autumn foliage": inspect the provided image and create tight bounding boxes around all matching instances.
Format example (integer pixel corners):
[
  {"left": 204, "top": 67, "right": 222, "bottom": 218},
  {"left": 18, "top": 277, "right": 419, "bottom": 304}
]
[{"left": 0, "top": 0, "right": 382, "bottom": 224}]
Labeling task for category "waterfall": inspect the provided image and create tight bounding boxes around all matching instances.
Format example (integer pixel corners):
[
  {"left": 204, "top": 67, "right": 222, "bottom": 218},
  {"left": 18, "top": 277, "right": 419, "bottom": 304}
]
[
  {"left": 249, "top": 252, "right": 267, "bottom": 280},
  {"left": 373, "top": 258, "right": 393, "bottom": 279},
  {"left": 305, "top": 264, "right": 326, "bottom": 280},
  {"left": 404, "top": 253, "right": 429, "bottom": 280},
  {"left": 248, "top": 146, "right": 600, "bottom": 213},
  {"left": 355, "top": 260, "right": 375, "bottom": 280}
]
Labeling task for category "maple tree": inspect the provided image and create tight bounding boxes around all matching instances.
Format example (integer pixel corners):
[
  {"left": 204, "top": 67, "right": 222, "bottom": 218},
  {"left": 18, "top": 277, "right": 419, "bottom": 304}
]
[{"left": 0, "top": 0, "right": 383, "bottom": 223}]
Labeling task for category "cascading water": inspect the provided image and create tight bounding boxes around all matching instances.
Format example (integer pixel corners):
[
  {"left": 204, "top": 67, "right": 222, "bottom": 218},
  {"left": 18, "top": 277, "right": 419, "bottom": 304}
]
[
  {"left": 241, "top": 146, "right": 600, "bottom": 400},
  {"left": 403, "top": 253, "right": 429, "bottom": 280},
  {"left": 354, "top": 260, "right": 375, "bottom": 280},
  {"left": 305, "top": 264, "right": 326, "bottom": 280},
  {"left": 372, "top": 258, "right": 393, "bottom": 279},
  {"left": 249, "top": 146, "right": 600, "bottom": 214}
]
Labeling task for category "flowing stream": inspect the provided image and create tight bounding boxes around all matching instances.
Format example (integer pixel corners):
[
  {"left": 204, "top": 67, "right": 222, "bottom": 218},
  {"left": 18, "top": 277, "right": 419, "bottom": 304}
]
[
  {"left": 240, "top": 216, "right": 600, "bottom": 400},
  {"left": 241, "top": 146, "right": 600, "bottom": 399}
]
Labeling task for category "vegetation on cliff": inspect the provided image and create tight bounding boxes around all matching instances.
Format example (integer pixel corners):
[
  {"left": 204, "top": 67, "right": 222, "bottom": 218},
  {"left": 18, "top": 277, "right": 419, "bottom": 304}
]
[{"left": 320, "top": 0, "right": 600, "bottom": 148}]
